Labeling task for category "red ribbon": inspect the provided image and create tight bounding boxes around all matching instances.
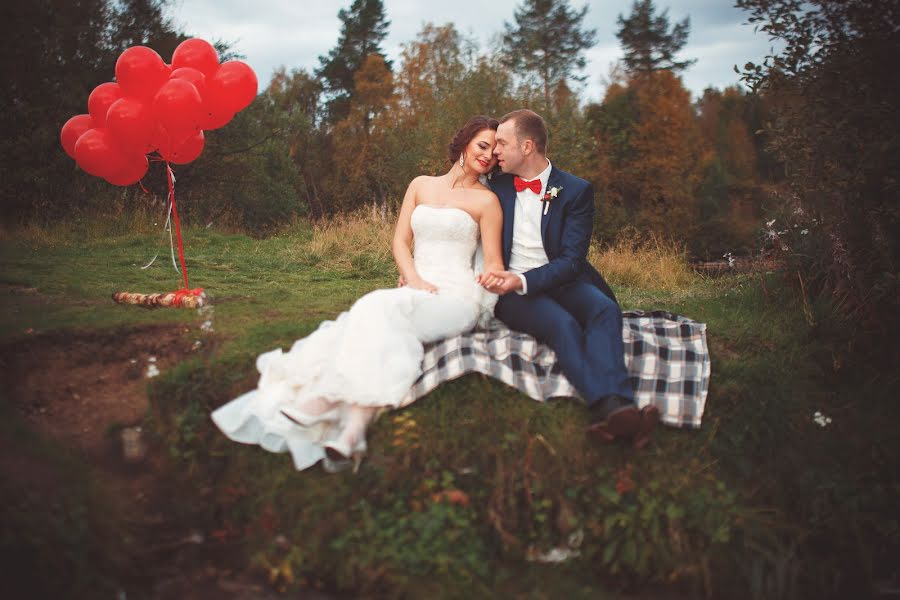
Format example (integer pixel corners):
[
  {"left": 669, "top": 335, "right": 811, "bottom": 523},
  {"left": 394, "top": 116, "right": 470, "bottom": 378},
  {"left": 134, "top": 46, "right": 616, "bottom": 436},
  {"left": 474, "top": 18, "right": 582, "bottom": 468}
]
[{"left": 172, "top": 287, "right": 205, "bottom": 307}]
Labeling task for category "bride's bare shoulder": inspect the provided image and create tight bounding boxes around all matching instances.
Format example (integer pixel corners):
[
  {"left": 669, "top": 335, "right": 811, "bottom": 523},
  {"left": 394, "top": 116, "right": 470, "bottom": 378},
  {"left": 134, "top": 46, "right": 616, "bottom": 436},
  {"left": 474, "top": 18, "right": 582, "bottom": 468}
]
[
  {"left": 470, "top": 187, "right": 500, "bottom": 219},
  {"left": 473, "top": 185, "right": 499, "bottom": 204},
  {"left": 406, "top": 175, "right": 438, "bottom": 191},
  {"left": 412, "top": 175, "right": 442, "bottom": 186}
]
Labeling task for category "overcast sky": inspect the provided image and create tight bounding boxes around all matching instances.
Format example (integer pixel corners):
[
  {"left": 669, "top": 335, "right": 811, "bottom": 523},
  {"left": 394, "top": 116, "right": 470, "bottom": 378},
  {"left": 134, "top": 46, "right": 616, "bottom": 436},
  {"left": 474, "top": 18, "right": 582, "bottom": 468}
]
[{"left": 166, "top": 0, "right": 776, "bottom": 102}]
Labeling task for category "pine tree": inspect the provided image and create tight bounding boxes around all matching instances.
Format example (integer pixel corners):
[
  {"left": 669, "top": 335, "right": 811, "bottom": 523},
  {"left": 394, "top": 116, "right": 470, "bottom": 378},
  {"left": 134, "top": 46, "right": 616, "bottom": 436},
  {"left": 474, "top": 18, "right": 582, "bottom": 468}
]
[
  {"left": 316, "top": 0, "right": 391, "bottom": 124},
  {"left": 616, "top": 0, "right": 695, "bottom": 75},
  {"left": 501, "top": 0, "right": 597, "bottom": 112}
]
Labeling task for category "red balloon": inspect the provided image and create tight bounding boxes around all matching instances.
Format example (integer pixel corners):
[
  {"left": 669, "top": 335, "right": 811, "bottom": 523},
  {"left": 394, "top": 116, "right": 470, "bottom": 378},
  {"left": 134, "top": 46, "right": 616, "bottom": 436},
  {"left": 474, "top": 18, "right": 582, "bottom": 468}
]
[
  {"left": 153, "top": 79, "right": 203, "bottom": 132},
  {"left": 171, "top": 39, "right": 219, "bottom": 78},
  {"left": 60, "top": 114, "right": 96, "bottom": 159},
  {"left": 88, "top": 82, "right": 122, "bottom": 127},
  {"left": 170, "top": 67, "right": 207, "bottom": 98},
  {"left": 199, "top": 98, "right": 234, "bottom": 130},
  {"left": 106, "top": 96, "right": 156, "bottom": 154},
  {"left": 74, "top": 128, "right": 127, "bottom": 178},
  {"left": 105, "top": 153, "right": 149, "bottom": 186},
  {"left": 152, "top": 124, "right": 194, "bottom": 157},
  {"left": 162, "top": 130, "right": 205, "bottom": 165},
  {"left": 207, "top": 61, "right": 258, "bottom": 115},
  {"left": 116, "top": 46, "right": 169, "bottom": 100}
]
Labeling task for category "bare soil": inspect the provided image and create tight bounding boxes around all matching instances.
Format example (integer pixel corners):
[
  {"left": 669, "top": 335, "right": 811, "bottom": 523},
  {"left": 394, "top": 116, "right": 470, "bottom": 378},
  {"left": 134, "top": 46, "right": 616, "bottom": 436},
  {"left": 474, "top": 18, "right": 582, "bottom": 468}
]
[
  {"left": 0, "top": 322, "right": 310, "bottom": 599},
  {"left": 3, "top": 323, "right": 197, "bottom": 454}
]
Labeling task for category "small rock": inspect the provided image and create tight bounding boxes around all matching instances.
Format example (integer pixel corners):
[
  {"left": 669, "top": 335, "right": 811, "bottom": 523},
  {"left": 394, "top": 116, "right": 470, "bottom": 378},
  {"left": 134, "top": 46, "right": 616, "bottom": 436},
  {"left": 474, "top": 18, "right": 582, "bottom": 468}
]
[{"left": 121, "top": 427, "right": 147, "bottom": 463}]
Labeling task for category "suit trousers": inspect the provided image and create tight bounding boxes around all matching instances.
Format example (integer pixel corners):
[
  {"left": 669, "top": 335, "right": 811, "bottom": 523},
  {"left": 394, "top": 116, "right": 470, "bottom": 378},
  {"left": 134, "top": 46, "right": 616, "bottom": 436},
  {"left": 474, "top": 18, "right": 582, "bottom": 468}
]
[{"left": 495, "top": 281, "right": 634, "bottom": 405}]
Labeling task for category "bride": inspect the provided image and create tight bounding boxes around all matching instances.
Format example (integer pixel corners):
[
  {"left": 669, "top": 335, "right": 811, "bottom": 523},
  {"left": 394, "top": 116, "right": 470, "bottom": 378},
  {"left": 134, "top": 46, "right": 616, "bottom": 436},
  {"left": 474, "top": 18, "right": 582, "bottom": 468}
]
[{"left": 212, "top": 116, "right": 504, "bottom": 471}]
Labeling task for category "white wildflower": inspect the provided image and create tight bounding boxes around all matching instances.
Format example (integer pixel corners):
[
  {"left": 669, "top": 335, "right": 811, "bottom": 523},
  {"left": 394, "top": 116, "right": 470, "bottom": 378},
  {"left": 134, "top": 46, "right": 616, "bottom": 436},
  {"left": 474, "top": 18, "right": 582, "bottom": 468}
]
[
  {"left": 527, "top": 546, "right": 581, "bottom": 563},
  {"left": 723, "top": 252, "right": 736, "bottom": 268},
  {"left": 146, "top": 364, "right": 160, "bottom": 378},
  {"left": 766, "top": 219, "right": 776, "bottom": 227},
  {"left": 813, "top": 411, "right": 832, "bottom": 428}
]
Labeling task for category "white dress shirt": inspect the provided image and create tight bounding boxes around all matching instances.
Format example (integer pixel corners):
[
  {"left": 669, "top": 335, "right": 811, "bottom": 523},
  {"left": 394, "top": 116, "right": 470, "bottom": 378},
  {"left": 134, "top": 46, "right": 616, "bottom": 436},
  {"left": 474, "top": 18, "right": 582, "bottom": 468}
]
[{"left": 508, "top": 160, "right": 552, "bottom": 294}]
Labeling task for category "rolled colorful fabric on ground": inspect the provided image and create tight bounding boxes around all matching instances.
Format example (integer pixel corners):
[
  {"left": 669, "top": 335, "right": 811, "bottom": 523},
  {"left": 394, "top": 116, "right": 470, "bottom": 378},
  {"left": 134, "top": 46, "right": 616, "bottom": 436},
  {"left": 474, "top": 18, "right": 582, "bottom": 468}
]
[{"left": 112, "top": 288, "right": 206, "bottom": 309}]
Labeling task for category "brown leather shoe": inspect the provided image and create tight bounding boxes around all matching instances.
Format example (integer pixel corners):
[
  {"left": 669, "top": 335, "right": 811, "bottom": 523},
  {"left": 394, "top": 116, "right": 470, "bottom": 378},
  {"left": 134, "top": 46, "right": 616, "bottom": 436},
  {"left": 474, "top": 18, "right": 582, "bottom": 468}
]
[
  {"left": 632, "top": 405, "right": 661, "bottom": 450},
  {"left": 586, "top": 404, "right": 642, "bottom": 443}
]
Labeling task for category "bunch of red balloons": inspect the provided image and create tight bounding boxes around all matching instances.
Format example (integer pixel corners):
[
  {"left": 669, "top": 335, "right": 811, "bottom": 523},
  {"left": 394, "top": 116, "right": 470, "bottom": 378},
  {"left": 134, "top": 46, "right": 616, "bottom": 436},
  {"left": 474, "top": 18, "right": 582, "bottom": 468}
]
[{"left": 60, "top": 39, "right": 257, "bottom": 186}]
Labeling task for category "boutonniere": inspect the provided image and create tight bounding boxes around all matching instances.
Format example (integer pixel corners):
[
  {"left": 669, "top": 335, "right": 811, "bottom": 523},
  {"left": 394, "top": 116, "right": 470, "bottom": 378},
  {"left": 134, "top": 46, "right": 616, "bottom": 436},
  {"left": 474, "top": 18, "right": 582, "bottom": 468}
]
[{"left": 541, "top": 186, "right": 562, "bottom": 215}]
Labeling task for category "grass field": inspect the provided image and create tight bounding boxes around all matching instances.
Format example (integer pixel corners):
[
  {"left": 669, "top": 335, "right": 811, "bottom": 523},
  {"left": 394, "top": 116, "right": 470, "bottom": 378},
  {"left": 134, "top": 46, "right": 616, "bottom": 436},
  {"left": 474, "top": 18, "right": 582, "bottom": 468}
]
[{"left": 1, "top": 215, "right": 897, "bottom": 599}]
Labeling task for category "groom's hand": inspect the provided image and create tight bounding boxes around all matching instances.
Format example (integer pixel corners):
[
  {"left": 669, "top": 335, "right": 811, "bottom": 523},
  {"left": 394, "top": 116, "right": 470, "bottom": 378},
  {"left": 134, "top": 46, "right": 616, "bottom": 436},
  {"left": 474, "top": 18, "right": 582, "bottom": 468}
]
[
  {"left": 478, "top": 271, "right": 523, "bottom": 295},
  {"left": 397, "top": 274, "right": 407, "bottom": 287}
]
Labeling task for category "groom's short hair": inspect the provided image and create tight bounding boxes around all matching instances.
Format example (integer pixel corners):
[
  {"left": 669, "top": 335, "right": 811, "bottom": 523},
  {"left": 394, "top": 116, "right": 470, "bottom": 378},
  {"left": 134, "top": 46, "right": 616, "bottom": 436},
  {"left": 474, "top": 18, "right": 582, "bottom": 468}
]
[{"left": 500, "top": 109, "right": 548, "bottom": 155}]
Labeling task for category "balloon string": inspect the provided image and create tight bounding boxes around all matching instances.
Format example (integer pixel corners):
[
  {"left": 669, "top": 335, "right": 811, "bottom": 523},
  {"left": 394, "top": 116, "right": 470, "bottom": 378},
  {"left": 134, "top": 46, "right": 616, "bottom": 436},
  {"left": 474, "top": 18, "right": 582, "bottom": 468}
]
[
  {"left": 166, "top": 200, "right": 180, "bottom": 273},
  {"left": 141, "top": 180, "right": 177, "bottom": 272},
  {"left": 166, "top": 162, "right": 190, "bottom": 289}
]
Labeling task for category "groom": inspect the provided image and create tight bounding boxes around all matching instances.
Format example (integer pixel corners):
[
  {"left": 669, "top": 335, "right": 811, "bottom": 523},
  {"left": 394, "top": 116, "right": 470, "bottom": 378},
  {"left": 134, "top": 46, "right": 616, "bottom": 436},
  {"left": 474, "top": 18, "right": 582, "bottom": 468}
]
[{"left": 480, "top": 109, "right": 659, "bottom": 447}]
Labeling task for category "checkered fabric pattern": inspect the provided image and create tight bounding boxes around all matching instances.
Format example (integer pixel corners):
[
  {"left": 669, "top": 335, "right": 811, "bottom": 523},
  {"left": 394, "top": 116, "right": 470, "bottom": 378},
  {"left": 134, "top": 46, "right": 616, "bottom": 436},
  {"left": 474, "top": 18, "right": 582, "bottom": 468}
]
[{"left": 400, "top": 310, "right": 710, "bottom": 428}]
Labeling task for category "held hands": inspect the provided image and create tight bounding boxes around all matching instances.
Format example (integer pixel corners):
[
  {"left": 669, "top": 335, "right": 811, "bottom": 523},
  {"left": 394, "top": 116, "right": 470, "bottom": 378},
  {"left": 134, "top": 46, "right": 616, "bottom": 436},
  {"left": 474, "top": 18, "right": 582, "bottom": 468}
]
[
  {"left": 399, "top": 271, "right": 520, "bottom": 295},
  {"left": 476, "top": 271, "right": 523, "bottom": 295}
]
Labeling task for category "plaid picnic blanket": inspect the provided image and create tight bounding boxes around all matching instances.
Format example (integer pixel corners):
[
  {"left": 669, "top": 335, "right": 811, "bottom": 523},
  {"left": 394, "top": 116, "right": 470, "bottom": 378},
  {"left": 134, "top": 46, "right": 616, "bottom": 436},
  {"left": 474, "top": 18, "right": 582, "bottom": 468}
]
[{"left": 400, "top": 310, "right": 710, "bottom": 428}]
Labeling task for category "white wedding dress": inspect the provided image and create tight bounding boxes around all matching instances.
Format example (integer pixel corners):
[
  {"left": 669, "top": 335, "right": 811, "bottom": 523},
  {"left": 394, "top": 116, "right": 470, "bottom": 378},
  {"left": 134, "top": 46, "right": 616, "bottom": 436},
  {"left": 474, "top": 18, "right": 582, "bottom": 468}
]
[{"left": 211, "top": 205, "right": 495, "bottom": 471}]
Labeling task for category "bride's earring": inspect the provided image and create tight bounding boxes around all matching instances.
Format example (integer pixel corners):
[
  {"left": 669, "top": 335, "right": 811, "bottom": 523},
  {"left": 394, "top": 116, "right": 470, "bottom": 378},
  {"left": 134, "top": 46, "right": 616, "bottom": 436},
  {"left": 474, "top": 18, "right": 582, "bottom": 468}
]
[{"left": 459, "top": 153, "right": 465, "bottom": 168}]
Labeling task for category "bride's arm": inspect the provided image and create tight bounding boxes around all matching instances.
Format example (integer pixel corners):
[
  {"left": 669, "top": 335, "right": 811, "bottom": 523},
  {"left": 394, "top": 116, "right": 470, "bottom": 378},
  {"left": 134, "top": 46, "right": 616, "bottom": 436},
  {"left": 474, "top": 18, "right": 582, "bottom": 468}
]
[
  {"left": 392, "top": 177, "right": 436, "bottom": 292},
  {"left": 478, "top": 196, "right": 504, "bottom": 274}
]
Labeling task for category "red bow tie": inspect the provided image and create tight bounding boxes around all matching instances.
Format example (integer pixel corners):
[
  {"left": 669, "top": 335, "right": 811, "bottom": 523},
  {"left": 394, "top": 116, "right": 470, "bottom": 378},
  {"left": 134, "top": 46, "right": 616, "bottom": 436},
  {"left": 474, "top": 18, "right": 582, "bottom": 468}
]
[{"left": 513, "top": 176, "right": 542, "bottom": 195}]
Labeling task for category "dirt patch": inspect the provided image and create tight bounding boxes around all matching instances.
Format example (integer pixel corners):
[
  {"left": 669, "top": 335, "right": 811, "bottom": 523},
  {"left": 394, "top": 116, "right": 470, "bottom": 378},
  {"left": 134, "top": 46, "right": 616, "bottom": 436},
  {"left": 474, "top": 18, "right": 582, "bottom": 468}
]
[
  {"left": 1, "top": 322, "right": 339, "bottom": 599},
  {"left": 2, "top": 322, "right": 262, "bottom": 597},
  {"left": 1, "top": 323, "right": 203, "bottom": 455}
]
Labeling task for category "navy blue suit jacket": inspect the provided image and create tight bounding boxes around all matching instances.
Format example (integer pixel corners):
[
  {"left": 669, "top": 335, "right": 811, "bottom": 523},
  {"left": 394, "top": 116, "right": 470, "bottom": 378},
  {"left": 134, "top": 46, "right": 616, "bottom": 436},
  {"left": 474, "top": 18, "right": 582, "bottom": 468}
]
[{"left": 491, "top": 167, "right": 617, "bottom": 304}]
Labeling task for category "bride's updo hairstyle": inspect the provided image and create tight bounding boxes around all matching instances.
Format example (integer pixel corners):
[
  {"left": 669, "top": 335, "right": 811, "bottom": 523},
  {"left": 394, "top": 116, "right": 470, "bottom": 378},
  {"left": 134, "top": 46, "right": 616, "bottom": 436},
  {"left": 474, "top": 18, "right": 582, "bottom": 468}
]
[{"left": 447, "top": 115, "right": 500, "bottom": 164}]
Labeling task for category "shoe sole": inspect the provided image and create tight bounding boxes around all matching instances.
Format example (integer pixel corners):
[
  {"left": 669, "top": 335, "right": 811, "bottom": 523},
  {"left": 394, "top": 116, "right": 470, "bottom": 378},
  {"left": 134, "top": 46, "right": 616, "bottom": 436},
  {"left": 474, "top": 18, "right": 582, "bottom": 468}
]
[
  {"left": 632, "top": 405, "right": 661, "bottom": 450},
  {"left": 587, "top": 405, "right": 642, "bottom": 443}
]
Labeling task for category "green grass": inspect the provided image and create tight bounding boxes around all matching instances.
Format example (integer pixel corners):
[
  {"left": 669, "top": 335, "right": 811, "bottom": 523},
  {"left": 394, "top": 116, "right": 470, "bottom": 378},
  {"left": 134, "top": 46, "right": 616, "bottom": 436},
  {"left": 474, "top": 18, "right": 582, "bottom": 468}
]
[{"left": 2, "top": 223, "right": 897, "bottom": 599}]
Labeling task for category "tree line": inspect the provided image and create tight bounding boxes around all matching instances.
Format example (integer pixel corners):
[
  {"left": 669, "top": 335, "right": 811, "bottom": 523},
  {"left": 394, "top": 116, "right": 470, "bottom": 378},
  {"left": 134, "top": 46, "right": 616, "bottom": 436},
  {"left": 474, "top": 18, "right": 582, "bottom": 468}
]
[
  {"left": 3, "top": 0, "right": 897, "bottom": 336},
  {"left": 2, "top": 1, "right": 772, "bottom": 255}
]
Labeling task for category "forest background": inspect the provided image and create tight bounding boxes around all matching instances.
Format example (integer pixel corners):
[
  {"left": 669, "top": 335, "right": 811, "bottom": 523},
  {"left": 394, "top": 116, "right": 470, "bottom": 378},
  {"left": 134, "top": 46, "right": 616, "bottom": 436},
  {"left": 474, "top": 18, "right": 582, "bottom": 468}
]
[
  {"left": 4, "top": 0, "right": 897, "bottom": 332},
  {"left": 2, "top": 2, "right": 898, "bottom": 597}
]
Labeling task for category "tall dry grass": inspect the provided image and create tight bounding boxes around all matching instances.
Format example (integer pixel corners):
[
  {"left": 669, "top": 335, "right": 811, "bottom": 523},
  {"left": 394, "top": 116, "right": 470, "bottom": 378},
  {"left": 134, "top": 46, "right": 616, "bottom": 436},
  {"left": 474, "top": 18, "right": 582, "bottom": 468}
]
[
  {"left": 289, "top": 210, "right": 695, "bottom": 292},
  {"left": 588, "top": 230, "right": 695, "bottom": 292},
  {"left": 278, "top": 204, "right": 396, "bottom": 270},
  {"left": 0, "top": 199, "right": 166, "bottom": 246},
  {"left": 5, "top": 203, "right": 696, "bottom": 292}
]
